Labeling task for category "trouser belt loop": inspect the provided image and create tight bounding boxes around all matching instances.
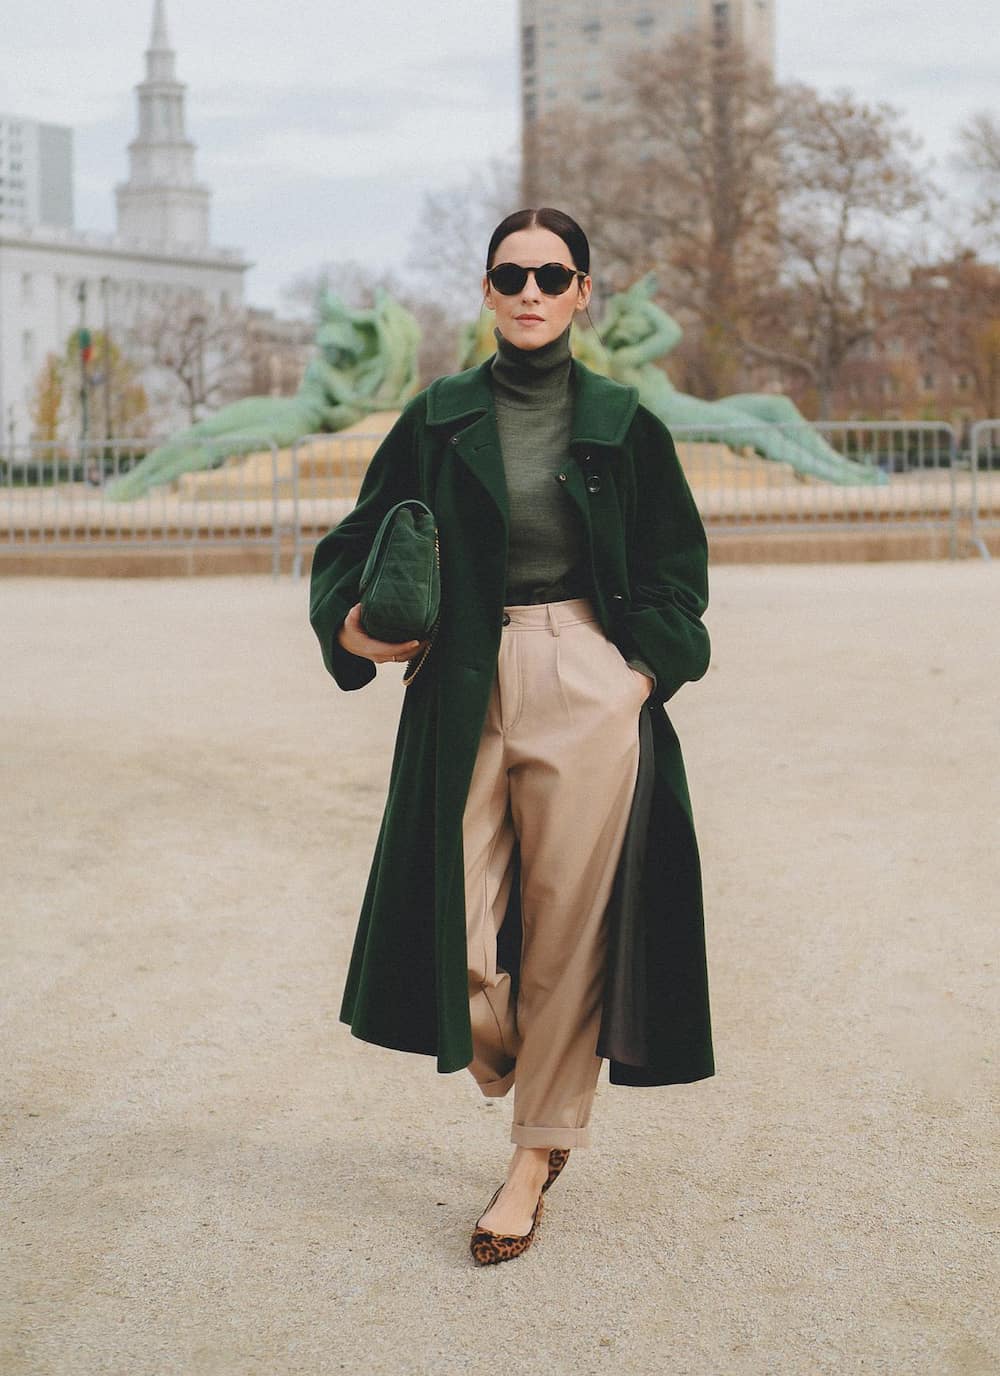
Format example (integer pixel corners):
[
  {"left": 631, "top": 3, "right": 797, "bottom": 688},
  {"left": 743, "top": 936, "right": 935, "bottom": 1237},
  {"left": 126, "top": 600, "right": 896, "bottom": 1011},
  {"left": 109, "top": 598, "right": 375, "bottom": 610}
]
[{"left": 547, "top": 603, "right": 561, "bottom": 637}]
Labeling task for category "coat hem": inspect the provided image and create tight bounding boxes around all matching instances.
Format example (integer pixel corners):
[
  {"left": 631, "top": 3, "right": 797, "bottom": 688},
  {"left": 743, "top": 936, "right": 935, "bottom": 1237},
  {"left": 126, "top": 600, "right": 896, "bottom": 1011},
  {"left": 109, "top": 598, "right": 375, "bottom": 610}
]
[
  {"left": 608, "top": 1059, "right": 716, "bottom": 1087},
  {"left": 341, "top": 1014, "right": 472, "bottom": 1074},
  {"left": 342, "top": 1014, "right": 714, "bottom": 1086}
]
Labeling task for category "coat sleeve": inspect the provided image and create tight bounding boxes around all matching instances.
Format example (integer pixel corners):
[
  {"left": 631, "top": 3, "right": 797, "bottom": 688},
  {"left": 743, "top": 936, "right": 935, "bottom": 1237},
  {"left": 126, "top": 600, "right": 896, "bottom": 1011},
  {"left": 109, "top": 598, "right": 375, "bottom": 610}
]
[
  {"left": 620, "top": 405, "right": 711, "bottom": 706},
  {"left": 308, "top": 401, "right": 423, "bottom": 690}
]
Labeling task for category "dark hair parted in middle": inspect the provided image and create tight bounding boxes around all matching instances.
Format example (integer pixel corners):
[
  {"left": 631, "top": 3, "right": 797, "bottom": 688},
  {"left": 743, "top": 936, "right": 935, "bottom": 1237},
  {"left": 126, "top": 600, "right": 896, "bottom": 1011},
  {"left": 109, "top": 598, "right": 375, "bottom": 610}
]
[{"left": 485, "top": 207, "right": 591, "bottom": 274}]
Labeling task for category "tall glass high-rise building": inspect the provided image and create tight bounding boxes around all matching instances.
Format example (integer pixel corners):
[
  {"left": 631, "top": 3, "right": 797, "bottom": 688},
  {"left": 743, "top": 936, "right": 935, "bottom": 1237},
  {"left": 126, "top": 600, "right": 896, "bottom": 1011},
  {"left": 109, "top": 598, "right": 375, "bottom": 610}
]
[
  {"left": 520, "top": 0, "right": 775, "bottom": 129},
  {"left": 0, "top": 114, "right": 74, "bottom": 231}
]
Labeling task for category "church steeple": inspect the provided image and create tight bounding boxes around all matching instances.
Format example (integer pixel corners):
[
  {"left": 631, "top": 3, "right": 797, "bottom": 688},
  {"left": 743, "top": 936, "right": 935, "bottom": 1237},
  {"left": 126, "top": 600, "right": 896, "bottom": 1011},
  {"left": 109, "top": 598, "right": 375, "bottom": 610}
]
[
  {"left": 147, "top": 0, "right": 176, "bottom": 82},
  {"left": 150, "top": 0, "right": 170, "bottom": 48},
  {"left": 115, "top": 0, "right": 211, "bottom": 247}
]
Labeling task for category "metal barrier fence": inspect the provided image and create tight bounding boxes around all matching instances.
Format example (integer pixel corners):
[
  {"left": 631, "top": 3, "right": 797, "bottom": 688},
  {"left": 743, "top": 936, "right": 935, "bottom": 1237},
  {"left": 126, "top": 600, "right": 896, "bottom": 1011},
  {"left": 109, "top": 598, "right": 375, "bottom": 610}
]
[
  {"left": 667, "top": 420, "right": 962, "bottom": 554},
  {"left": 1, "top": 435, "right": 285, "bottom": 575},
  {"left": 284, "top": 431, "right": 393, "bottom": 578},
  {"left": 3, "top": 419, "right": 998, "bottom": 569},
  {"left": 968, "top": 421, "right": 1000, "bottom": 560},
  {"left": 289, "top": 420, "right": 974, "bottom": 560}
]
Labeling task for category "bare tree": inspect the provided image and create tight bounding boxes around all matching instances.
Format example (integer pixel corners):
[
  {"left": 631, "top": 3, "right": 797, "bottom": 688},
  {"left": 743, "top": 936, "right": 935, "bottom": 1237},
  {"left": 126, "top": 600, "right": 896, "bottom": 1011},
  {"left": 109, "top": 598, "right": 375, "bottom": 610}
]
[
  {"left": 243, "top": 308, "right": 314, "bottom": 399},
  {"left": 624, "top": 36, "right": 784, "bottom": 323},
  {"left": 135, "top": 294, "right": 252, "bottom": 426},
  {"left": 523, "top": 103, "right": 649, "bottom": 294},
  {"left": 405, "top": 43, "right": 789, "bottom": 395},
  {"left": 952, "top": 110, "right": 1000, "bottom": 256},
  {"left": 741, "top": 89, "right": 931, "bottom": 416},
  {"left": 403, "top": 297, "right": 468, "bottom": 386},
  {"left": 521, "top": 37, "right": 932, "bottom": 413},
  {"left": 407, "top": 154, "right": 521, "bottom": 317},
  {"left": 280, "top": 259, "right": 405, "bottom": 318},
  {"left": 955, "top": 111, "right": 1000, "bottom": 186},
  {"left": 525, "top": 34, "right": 787, "bottom": 395}
]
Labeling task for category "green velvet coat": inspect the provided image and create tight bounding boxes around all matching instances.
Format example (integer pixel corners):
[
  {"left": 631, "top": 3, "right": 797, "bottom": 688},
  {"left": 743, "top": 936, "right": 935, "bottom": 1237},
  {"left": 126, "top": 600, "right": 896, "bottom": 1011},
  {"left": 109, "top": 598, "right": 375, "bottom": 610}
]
[{"left": 309, "top": 356, "right": 714, "bottom": 1086}]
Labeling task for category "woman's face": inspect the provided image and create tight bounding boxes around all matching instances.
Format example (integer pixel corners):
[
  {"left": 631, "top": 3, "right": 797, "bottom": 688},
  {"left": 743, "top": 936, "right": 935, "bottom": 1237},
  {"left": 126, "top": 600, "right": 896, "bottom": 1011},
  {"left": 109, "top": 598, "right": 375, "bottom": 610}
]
[{"left": 482, "top": 226, "right": 592, "bottom": 351}]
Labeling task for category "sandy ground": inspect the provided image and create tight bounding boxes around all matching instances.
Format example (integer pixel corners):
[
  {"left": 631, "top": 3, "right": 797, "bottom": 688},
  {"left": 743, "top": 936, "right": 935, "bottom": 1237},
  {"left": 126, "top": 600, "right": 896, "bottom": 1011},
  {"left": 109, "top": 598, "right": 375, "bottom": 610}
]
[{"left": 2, "top": 564, "right": 997, "bottom": 1376}]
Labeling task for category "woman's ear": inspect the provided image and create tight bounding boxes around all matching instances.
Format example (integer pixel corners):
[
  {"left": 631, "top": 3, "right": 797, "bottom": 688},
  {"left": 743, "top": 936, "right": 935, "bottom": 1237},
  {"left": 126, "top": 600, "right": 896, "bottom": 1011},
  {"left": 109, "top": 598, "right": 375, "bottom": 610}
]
[{"left": 481, "top": 275, "right": 496, "bottom": 312}]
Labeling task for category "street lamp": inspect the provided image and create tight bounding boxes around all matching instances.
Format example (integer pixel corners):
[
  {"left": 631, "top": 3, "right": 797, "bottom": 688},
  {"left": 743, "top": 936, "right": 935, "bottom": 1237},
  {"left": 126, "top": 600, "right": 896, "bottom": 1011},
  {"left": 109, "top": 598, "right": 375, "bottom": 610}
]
[
  {"left": 101, "top": 276, "right": 113, "bottom": 454},
  {"left": 190, "top": 311, "right": 206, "bottom": 423},
  {"left": 76, "top": 280, "right": 91, "bottom": 458}
]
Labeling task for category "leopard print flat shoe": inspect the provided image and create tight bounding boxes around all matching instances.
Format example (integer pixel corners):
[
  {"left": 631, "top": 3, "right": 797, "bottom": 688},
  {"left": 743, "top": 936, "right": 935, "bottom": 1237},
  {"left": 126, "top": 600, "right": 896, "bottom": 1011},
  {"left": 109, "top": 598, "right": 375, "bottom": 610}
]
[
  {"left": 469, "top": 1183, "right": 544, "bottom": 1266},
  {"left": 542, "top": 1148, "right": 571, "bottom": 1193}
]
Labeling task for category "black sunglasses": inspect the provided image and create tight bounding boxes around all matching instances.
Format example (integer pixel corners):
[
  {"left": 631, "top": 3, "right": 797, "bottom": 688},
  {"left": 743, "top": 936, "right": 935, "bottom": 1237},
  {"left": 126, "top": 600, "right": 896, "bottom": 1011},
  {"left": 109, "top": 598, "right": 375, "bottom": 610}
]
[{"left": 486, "top": 262, "right": 586, "bottom": 296}]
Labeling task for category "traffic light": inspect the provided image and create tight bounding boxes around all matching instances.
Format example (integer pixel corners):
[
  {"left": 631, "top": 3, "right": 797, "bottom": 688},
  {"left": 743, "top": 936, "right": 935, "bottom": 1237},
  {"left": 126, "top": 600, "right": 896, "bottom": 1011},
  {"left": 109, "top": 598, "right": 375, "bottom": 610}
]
[{"left": 79, "top": 328, "right": 93, "bottom": 365}]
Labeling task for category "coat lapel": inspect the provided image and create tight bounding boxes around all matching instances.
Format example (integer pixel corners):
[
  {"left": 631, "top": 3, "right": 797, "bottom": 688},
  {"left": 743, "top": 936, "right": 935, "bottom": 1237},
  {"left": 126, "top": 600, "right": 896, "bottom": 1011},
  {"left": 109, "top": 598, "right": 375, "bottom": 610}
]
[
  {"left": 449, "top": 411, "right": 509, "bottom": 531},
  {"left": 425, "top": 354, "right": 642, "bottom": 606},
  {"left": 426, "top": 361, "right": 507, "bottom": 527},
  {"left": 568, "top": 360, "right": 640, "bottom": 450}
]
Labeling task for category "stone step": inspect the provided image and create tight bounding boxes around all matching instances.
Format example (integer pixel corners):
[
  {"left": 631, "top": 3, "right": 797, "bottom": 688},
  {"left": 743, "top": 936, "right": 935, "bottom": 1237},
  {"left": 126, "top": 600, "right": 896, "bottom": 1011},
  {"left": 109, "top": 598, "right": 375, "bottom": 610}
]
[{"left": 2, "top": 524, "right": 994, "bottom": 576}]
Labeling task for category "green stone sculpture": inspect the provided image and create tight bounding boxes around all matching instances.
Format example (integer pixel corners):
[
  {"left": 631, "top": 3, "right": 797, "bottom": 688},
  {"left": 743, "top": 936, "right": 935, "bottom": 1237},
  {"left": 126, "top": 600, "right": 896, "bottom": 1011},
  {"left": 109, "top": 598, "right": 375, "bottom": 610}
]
[
  {"left": 106, "top": 288, "right": 421, "bottom": 500},
  {"left": 596, "top": 274, "right": 884, "bottom": 485},
  {"left": 461, "top": 274, "right": 885, "bottom": 485}
]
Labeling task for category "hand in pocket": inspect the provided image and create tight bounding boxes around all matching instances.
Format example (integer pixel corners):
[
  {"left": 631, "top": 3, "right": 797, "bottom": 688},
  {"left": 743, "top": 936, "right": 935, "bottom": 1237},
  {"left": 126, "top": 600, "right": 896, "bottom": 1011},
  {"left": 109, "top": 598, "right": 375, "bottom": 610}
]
[{"left": 629, "top": 666, "right": 654, "bottom": 700}]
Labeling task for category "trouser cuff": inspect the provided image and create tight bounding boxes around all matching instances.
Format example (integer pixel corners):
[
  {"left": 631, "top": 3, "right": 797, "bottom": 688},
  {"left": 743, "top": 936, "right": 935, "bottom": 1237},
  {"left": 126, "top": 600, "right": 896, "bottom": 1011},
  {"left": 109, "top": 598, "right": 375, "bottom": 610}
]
[
  {"left": 474, "top": 1065, "right": 516, "bottom": 1098},
  {"left": 511, "top": 1123, "right": 592, "bottom": 1148}
]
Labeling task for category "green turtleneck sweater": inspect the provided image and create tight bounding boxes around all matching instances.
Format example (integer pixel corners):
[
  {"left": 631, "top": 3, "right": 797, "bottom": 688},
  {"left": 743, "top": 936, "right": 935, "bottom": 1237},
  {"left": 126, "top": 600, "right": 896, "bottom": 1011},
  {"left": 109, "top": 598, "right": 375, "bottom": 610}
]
[
  {"left": 489, "top": 325, "right": 656, "bottom": 686},
  {"left": 490, "top": 325, "right": 589, "bottom": 604}
]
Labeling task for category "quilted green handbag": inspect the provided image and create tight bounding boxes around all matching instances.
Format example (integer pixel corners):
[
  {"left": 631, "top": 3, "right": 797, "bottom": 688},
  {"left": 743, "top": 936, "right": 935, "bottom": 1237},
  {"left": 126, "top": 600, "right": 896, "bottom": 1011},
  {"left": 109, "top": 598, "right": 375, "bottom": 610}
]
[{"left": 358, "top": 499, "right": 441, "bottom": 684}]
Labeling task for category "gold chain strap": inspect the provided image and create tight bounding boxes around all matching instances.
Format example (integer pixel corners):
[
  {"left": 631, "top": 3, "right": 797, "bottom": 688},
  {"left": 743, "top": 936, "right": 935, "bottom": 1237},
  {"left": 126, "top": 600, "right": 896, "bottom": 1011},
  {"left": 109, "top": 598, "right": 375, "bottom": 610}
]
[{"left": 401, "top": 530, "right": 441, "bottom": 687}]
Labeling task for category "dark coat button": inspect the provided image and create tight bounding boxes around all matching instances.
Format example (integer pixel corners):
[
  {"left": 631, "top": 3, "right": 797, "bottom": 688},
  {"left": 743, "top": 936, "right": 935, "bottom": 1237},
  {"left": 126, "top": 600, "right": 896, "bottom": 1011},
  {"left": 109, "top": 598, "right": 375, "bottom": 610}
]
[
  {"left": 611, "top": 593, "right": 624, "bottom": 601},
  {"left": 586, "top": 474, "right": 601, "bottom": 494},
  {"left": 502, "top": 613, "right": 511, "bottom": 625},
  {"left": 556, "top": 472, "right": 567, "bottom": 482}
]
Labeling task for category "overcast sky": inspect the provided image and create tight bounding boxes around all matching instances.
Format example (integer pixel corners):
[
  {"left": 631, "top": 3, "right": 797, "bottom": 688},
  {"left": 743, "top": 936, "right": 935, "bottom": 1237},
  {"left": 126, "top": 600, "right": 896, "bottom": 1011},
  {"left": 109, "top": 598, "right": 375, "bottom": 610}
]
[{"left": 2, "top": 1, "right": 997, "bottom": 313}]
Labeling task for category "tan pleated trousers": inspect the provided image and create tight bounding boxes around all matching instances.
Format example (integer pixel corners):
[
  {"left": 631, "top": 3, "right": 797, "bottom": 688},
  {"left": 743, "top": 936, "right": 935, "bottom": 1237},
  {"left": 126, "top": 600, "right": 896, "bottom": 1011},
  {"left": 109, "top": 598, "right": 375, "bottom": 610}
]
[{"left": 462, "top": 597, "right": 647, "bottom": 1148}]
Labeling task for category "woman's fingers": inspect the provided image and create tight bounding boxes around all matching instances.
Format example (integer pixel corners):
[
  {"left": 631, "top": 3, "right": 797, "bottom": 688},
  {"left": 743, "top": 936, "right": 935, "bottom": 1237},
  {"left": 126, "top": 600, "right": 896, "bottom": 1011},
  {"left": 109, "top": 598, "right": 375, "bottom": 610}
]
[
  {"left": 371, "top": 640, "right": 421, "bottom": 663},
  {"left": 341, "top": 604, "right": 420, "bottom": 661},
  {"left": 364, "top": 636, "right": 420, "bottom": 662}
]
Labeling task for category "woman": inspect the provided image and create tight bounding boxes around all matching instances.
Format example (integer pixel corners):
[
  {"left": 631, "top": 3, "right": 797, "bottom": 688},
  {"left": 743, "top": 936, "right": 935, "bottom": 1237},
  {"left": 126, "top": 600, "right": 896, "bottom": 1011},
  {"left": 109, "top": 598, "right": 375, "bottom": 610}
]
[{"left": 309, "top": 208, "right": 714, "bottom": 1265}]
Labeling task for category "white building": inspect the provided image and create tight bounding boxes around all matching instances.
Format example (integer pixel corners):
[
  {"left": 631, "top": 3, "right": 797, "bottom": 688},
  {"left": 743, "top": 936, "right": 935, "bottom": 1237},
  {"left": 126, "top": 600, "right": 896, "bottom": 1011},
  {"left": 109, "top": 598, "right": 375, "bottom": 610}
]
[
  {"left": 520, "top": 0, "right": 776, "bottom": 128},
  {"left": 0, "top": 0, "right": 250, "bottom": 448},
  {"left": 0, "top": 113, "right": 74, "bottom": 231}
]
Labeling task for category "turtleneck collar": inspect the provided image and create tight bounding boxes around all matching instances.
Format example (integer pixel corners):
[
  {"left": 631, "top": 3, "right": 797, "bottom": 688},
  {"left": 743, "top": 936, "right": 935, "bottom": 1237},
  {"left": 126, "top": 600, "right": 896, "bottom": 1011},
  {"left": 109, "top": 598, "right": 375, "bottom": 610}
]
[{"left": 490, "top": 324, "right": 573, "bottom": 410}]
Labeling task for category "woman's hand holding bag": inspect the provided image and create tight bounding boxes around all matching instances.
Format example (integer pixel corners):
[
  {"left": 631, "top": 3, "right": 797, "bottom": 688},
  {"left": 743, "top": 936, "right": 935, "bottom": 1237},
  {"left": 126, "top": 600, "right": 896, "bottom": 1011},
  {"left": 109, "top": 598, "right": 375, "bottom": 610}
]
[
  {"left": 337, "top": 604, "right": 426, "bottom": 664},
  {"left": 340, "top": 499, "right": 441, "bottom": 684}
]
